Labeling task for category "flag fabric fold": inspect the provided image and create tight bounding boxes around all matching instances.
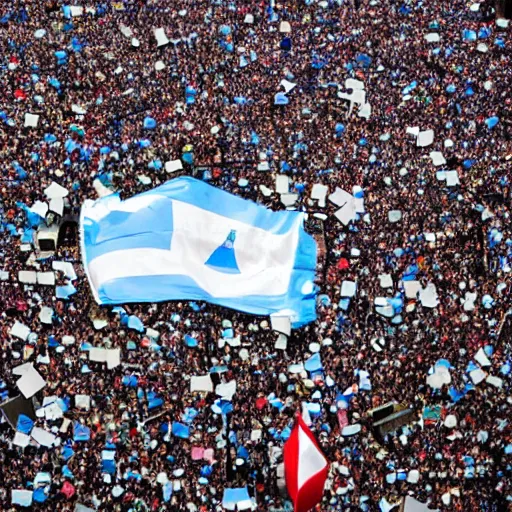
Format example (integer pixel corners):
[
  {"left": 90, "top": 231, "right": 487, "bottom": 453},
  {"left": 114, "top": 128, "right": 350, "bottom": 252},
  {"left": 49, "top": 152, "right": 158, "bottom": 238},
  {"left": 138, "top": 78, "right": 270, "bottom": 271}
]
[
  {"left": 80, "top": 177, "right": 317, "bottom": 327},
  {"left": 284, "top": 415, "right": 329, "bottom": 512}
]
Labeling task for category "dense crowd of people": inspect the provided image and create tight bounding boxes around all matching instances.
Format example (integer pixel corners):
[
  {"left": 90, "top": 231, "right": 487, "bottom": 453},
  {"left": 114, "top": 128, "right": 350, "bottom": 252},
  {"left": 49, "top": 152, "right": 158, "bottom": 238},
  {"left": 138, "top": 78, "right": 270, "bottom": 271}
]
[{"left": 0, "top": 0, "right": 511, "bottom": 510}]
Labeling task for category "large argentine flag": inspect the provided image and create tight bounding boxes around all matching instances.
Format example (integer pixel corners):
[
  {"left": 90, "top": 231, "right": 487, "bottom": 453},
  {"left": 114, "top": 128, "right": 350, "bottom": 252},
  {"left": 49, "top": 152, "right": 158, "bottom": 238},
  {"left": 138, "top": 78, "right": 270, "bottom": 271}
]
[{"left": 80, "top": 177, "right": 317, "bottom": 326}]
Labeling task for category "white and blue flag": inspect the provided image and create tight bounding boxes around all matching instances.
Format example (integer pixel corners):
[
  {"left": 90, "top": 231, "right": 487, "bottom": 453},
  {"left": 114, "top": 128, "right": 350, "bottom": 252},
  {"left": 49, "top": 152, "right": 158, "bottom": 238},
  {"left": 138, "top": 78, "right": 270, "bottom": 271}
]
[{"left": 80, "top": 177, "right": 317, "bottom": 326}]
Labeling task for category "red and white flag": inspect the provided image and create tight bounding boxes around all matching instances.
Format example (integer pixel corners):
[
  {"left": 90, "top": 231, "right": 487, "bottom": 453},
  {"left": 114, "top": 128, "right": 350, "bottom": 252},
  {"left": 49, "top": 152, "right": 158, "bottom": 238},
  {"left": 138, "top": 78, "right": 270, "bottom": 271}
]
[{"left": 283, "top": 415, "right": 329, "bottom": 512}]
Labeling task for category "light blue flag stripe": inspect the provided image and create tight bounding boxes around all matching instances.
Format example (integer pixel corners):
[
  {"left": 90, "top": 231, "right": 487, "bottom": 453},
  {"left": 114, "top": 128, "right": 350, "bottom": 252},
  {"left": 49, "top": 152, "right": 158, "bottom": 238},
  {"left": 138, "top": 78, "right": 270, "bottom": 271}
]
[{"left": 81, "top": 177, "right": 317, "bottom": 327}]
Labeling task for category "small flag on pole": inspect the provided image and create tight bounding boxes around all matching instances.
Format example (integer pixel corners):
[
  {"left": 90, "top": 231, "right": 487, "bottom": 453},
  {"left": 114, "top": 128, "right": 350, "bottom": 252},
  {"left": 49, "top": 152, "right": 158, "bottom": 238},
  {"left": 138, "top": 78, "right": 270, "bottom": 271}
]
[{"left": 283, "top": 415, "right": 329, "bottom": 512}]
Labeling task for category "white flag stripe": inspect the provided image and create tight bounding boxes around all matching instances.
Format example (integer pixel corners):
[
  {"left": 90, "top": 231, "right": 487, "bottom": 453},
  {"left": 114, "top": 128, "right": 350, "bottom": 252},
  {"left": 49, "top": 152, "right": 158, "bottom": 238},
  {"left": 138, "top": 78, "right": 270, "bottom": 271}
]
[{"left": 297, "top": 425, "right": 328, "bottom": 489}]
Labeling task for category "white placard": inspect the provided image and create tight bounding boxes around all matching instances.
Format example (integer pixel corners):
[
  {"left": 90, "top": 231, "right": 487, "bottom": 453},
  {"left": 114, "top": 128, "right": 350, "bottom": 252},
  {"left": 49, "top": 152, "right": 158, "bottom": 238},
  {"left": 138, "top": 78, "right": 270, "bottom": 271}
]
[
  {"left": 106, "top": 349, "right": 121, "bottom": 369},
  {"left": 31, "top": 427, "right": 56, "bottom": 447},
  {"left": 190, "top": 375, "right": 214, "bottom": 393},
  {"left": 279, "top": 21, "right": 291, "bottom": 33},
  {"left": 275, "top": 175, "right": 289, "bottom": 194},
  {"left": 165, "top": 159, "right": 183, "bottom": 173},
  {"left": 154, "top": 28, "right": 169, "bottom": 47},
  {"left": 430, "top": 151, "right": 446, "bottom": 167},
  {"left": 16, "top": 367, "right": 46, "bottom": 398},
  {"left": 329, "top": 187, "right": 353, "bottom": 207},
  {"left": 12, "top": 490, "right": 33, "bottom": 507},
  {"left": 403, "top": 281, "right": 422, "bottom": 299},
  {"left": 75, "top": 394, "right": 91, "bottom": 411},
  {"left": 486, "top": 375, "right": 503, "bottom": 388},
  {"left": 52, "top": 261, "right": 77, "bottom": 281},
  {"left": 470, "top": 369, "right": 486, "bottom": 385},
  {"left": 37, "top": 272, "right": 55, "bottom": 286},
  {"left": 270, "top": 315, "right": 291, "bottom": 336},
  {"left": 445, "top": 170, "right": 460, "bottom": 186},
  {"left": 18, "top": 271, "right": 37, "bottom": 284},
  {"left": 13, "top": 432, "right": 31, "bottom": 448},
  {"left": 24, "top": 113, "right": 40, "bottom": 128},
  {"left": 379, "top": 274, "right": 393, "bottom": 288},
  {"left": 70, "top": 6, "right": 84, "bottom": 16},
  {"left": 275, "top": 334, "right": 287, "bottom": 350},
  {"left": 280, "top": 193, "right": 298, "bottom": 207},
  {"left": 89, "top": 347, "right": 107, "bottom": 362},
  {"left": 419, "top": 283, "right": 439, "bottom": 308},
  {"left": 474, "top": 348, "right": 491, "bottom": 367},
  {"left": 334, "top": 203, "right": 357, "bottom": 225},
  {"left": 341, "top": 280, "right": 357, "bottom": 297},
  {"left": 44, "top": 181, "right": 69, "bottom": 199},
  {"left": 39, "top": 306, "right": 53, "bottom": 324},
  {"left": 425, "top": 33, "right": 440, "bottom": 43},
  {"left": 417, "top": 129, "right": 434, "bottom": 147},
  {"left": 216, "top": 380, "right": 237, "bottom": 400},
  {"left": 30, "top": 201, "right": 48, "bottom": 218},
  {"left": 10, "top": 322, "right": 31, "bottom": 341},
  {"left": 280, "top": 79, "right": 296, "bottom": 93},
  {"left": 311, "top": 184, "right": 328, "bottom": 207},
  {"left": 13, "top": 362, "right": 33, "bottom": 376}
]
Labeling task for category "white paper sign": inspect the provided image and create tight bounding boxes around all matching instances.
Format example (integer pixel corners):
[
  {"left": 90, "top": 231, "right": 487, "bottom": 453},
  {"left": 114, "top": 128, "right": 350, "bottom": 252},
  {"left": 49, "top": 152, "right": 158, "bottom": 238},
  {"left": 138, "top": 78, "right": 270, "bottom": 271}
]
[
  {"left": 165, "top": 159, "right": 183, "bottom": 173},
  {"left": 37, "top": 272, "right": 55, "bottom": 286},
  {"left": 10, "top": 322, "right": 31, "bottom": 341},
  {"left": 190, "top": 375, "right": 214, "bottom": 393},
  {"left": 425, "top": 33, "right": 440, "bottom": 43},
  {"left": 379, "top": 274, "right": 393, "bottom": 288},
  {"left": 75, "top": 394, "right": 91, "bottom": 411},
  {"left": 341, "top": 281, "right": 357, "bottom": 297},
  {"left": 106, "top": 349, "right": 121, "bottom": 369},
  {"left": 31, "top": 427, "right": 56, "bottom": 447},
  {"left": 280, "top": 79, "right": 296, "bottom": 93},
  {"left": 18, "top": 271, "right": 37, "bottom": 284},
  {"left": 345, "top": 78, "right": 365, "bottom": 91},
  {"left": 270, "top": 315, "right": 291, "bottom": 336},
  {"left": 49, "top": 198, "right": 64, "bottom": 216},
  {"left": 474, "top": 348, "right": 491, "bottom": 367},
  {"left": 39, "top": 306, "right": 54, "bottom": 324},
  {"left": 275, "top": 334, "right": 287, "bottom": 350},
  {"left": 419, "top": 283, "right": 439, "bottom": 308},
  {"left": 52, "top": 261, "right": 77, "bottom": 281},
  {"left": 216, "top": 380, "right": 237, "bottom": 400},
  {"left": 70, "top": 6, "right": 84, "bottom": 16},
  {"left": 388, "top": 210, "right": 402, "bottom": 223},
  {"left": 403, "top": 281, "right": 422, "bottom": 299},
  {"left": 445, "top": 170, "right": 460, "bottom": 186},
  {"left": 470, "top": 369, "right": 486, "bottom": 385},
  {"left": 13, "top": 432, "right": 31, "bottom": 448},
  {"left": 16, "top": 367, "right": 46, "bottom": 398},
  {"left": 12, "top": 490, "right": 33, "bottom": 507},
  {"left": 486, "top": 375, "right": 503, "bottom": 388},
  {"left": 417, "top": 129, "right": 434, "bottom": 147},
  {"left": 13, "top": 362, "right": 34, "bottom": 376},
  {"left": 329, "top": 187, "right": 353, "bottom": 207},
  {"left": 280, "top": 193, "right": 298, "bottom": 206},
  {"left": 154, "top": 28, "right": 169, "bottom": 47},
  {"left": 89, "top": 347, "right": 107, "bottom": 362},
  {"left": 24, "top": 113, "right": 40, "bottom": 128},
  {"left": 334, "top": 203, "right": 357, "bottom": 225},
  {"left": 358, "top": 103, "right": 371, "bottom": 119},
  {"left": 279, "top": 21, "right": 291, "bottom": 33},
  {"left": 275, "top": 175, "right": 289, "bottom": 194},
  {"left": 430, "top": 151, "right": 446, "bottom": 167},
  {"left": 311, "top": 184, "right": 328, "bottom": 207}
]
